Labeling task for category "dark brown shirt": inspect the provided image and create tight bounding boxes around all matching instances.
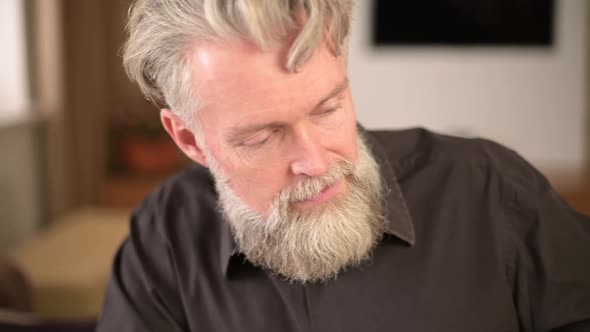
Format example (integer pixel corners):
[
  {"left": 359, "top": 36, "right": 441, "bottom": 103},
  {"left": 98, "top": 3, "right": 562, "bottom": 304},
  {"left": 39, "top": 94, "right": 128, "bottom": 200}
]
[{"left": 97, "top": 128, "right": 590, "bottom": 332}]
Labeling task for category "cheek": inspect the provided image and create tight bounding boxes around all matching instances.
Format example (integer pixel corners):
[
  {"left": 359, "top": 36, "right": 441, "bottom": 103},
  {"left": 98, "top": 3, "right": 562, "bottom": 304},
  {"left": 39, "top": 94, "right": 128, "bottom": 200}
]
[
  {"left": 224, "top": 161, "right": 289, "bottom": 213},
  {"left": 338, "top": 123, "right": 359, "bottom": 161},
  {"left": 329, "top": 98, "right": 359, "bottom": 161},
  {"left": 203, "top": 142, "right": 282, "bottom": 213}
]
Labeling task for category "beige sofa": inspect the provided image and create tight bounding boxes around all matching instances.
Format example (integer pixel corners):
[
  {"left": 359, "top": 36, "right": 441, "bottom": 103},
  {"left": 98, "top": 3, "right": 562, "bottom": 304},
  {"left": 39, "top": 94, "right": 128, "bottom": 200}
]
[{"left": 10, "top": 207, "right": 129, "bottom": 321}]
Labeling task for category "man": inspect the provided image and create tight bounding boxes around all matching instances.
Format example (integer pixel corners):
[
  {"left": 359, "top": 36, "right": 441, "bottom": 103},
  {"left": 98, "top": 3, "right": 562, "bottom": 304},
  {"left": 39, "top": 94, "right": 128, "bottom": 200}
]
[{"left": 97, "top": 0, "right": 590, "bottom": 331}]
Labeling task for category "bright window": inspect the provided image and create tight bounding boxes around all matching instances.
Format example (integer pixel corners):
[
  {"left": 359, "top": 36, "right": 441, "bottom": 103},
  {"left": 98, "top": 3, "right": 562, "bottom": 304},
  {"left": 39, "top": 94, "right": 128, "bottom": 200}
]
[{"left": 0, "top": 0, "right": 30, "bottom": 115}]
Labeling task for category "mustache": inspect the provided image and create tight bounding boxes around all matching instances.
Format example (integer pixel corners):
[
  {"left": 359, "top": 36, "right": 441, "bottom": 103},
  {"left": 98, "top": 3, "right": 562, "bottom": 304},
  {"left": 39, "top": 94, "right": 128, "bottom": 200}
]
[{"left": 278, "top": 159, "right": 356, "bottom": 203}]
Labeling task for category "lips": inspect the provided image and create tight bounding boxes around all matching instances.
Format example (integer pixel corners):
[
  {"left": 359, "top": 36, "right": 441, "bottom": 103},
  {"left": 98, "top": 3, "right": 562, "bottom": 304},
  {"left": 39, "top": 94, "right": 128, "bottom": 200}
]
[{"left": 298, "top": 179, "right": 345, "bottom": 207}]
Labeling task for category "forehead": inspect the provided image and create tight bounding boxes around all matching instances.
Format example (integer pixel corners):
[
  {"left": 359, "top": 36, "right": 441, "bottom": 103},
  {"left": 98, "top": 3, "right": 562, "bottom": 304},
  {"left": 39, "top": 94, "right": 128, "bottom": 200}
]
[{"left": 187, "top": 38, "right": 347, "bottom": 123}]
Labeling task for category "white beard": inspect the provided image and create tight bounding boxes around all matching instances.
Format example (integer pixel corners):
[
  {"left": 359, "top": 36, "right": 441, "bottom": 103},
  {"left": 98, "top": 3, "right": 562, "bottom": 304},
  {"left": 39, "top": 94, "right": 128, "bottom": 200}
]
[{"left": 206, "top": 134, "right": 385, "bottom": 283}]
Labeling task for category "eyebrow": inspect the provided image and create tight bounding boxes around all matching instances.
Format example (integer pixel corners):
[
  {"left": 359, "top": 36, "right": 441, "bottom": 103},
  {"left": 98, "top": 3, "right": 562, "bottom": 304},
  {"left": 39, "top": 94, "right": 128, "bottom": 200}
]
[
  {"left": 313, "top": 77, "right": 349, "bottom": 112},
  {"left": 225, "top": 77, "right": 349, "bottom": 144}
]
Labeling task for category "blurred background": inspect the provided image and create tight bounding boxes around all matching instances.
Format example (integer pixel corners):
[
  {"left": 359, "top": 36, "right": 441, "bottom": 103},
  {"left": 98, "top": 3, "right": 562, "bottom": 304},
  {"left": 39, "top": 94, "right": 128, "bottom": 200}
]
[{"left": 0, "top": 0, "right": 588, "bottom": 329}]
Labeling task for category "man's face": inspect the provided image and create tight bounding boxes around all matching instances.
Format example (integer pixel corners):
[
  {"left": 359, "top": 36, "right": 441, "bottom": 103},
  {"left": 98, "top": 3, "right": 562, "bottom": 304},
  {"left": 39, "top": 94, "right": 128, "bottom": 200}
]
[
  {"left": 175, "top": 37, "right": 384, "bottom": 282},
  {"left": 189, "top": 38, "right": 359, "bottom": 215}
]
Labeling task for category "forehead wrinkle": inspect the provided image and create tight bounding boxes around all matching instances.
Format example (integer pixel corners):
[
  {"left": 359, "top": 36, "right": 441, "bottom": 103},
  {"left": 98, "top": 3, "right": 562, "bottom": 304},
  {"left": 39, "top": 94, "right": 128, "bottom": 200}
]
[
  {"left": 213, "top": 71, "right": 344, "bottom": 132},
  {"left": 190, "top": 38, "right": 347, "bottom": 134},
  {"left": 208, "top": 73, "right": 314, "bottom": 121},
  {"left": 192, "top": 43, "right": 328, "bottom": 101},
  {"left": 195, "top": 66, "right": 300, "bottom": 115}
]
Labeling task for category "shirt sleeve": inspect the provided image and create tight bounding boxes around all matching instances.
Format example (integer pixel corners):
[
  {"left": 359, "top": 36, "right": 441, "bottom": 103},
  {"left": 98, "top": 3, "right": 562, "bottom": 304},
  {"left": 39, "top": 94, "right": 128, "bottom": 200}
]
[
  {"left": 505, "top": 162, "right": 590, "bottom": 332},
  {"left": 96, "top": 208, "right": 187, "bottom": 332}
]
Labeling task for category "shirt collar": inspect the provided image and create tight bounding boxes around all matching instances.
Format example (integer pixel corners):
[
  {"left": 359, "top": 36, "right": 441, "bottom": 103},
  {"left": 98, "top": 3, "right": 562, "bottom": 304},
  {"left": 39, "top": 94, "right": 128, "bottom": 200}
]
[
  {"left": 219, "top": 127, "right": 416, "bottom": 276},
  {"left": 361, "top": 127, "right": 416, "bottom": 246}
]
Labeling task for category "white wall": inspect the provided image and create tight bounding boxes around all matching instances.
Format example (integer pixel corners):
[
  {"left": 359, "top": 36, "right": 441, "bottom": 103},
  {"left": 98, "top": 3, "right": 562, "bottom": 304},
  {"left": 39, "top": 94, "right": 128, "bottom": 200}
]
[
  {"left": 349, "top": 0, "right": 587, "bottom": 174},
  {"left": 0, "top": 0, "right": 41, "bottom": 251},
  {"left": 0, "top": 123, "right": 41, "bottom": 251},
  {"left": 0, "top": 0, "right": 29, "bottom": 113}
]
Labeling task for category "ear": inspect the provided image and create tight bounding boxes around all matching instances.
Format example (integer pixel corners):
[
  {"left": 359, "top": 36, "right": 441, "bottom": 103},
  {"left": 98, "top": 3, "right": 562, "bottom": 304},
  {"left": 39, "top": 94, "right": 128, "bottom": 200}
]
[{"left": 160, "top": 108, "right": 209, "bottom": 167}]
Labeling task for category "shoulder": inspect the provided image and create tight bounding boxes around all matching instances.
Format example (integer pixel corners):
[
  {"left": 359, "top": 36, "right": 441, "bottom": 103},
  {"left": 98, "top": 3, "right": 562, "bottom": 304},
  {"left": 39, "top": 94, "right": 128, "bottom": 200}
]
[
  {"left": 129, "top": 165, "right": 222, "bottom": 249},
  {"left": 367, "top": 127, "right": 535, "bottom": 187},
  {"left": 367, "top": 127, "right": 544, "bottom": 219},
  {"left": 99, "top": 167, "right": 217, "bottom": 329},
  {"left": 139, "top": 165, "right": 217, "bottom": 213}
]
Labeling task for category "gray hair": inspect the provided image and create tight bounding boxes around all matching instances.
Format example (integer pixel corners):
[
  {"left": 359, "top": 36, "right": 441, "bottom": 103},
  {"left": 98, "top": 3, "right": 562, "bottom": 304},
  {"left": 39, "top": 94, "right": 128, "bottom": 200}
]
[{"left": 123, "top": 0, "right": 354, "bottom": 124}]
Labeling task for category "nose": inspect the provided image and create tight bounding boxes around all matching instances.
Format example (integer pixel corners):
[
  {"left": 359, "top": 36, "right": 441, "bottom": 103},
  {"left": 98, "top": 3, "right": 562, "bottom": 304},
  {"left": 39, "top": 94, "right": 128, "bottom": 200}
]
[{"left": 289, "top": 127, "right": 329, "bottom": 178}]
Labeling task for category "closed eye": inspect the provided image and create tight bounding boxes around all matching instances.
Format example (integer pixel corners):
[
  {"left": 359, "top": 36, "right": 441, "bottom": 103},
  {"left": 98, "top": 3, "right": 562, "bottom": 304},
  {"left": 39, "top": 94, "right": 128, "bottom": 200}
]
[
  {"left": 311, "top": 104, "right": 342, "bottom": 119},
  {"left": 240, "top": 128, "right": 281, "bottom": 147},
  {"left": 317, "top": 107, "right": 339, "bottom": 116}
]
